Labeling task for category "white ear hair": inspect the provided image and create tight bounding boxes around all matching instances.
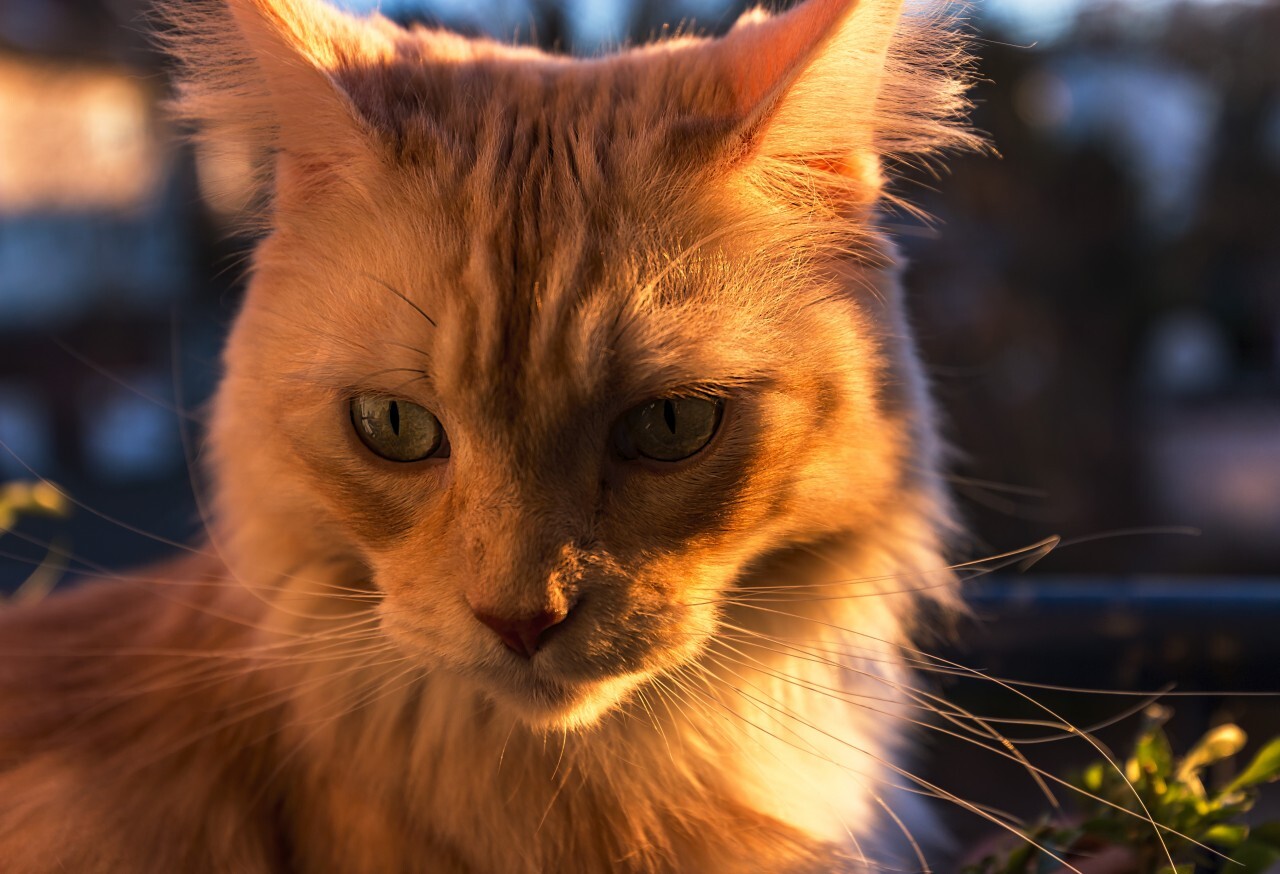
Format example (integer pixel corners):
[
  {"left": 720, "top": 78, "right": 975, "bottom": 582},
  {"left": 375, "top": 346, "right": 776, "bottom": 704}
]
[
  {"left": 705, "top": 0, "right": 981, "bottom": 206},
  {"left": 157, "top": 0, "right": 395, "bottom": 216}
]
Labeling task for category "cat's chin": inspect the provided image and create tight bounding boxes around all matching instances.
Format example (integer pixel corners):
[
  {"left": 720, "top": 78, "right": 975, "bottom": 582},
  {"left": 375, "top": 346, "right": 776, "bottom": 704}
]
[{"left": 482, "top": 671, "right": 649, "bottom": 732}]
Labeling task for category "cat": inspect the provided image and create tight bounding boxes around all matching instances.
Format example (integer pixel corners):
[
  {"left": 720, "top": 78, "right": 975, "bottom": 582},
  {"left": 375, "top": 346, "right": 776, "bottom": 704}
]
[{"left": 0, "top": 0, "right": 980, "bottom": 870}]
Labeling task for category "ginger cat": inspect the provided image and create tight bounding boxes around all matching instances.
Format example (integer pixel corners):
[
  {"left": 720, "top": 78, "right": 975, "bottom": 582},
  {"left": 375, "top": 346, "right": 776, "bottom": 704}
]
[{"left": 0, "top": 0, "right": 979, "bottom": 870}]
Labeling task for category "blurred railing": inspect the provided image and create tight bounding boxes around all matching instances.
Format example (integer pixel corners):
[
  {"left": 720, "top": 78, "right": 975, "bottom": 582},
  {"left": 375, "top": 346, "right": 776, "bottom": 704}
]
[{"left": 959, "top": 577, "right": 1280, "bottom": 692}]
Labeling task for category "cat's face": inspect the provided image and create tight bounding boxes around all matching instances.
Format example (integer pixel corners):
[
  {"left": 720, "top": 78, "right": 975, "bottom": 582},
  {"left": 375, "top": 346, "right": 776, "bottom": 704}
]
[{"left": 195, "top": 0, "right": 973, "bottom": 729}]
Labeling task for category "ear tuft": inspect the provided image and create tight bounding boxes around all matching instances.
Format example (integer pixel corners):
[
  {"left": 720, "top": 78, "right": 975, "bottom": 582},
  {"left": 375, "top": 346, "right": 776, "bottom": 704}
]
[
  {"left": 154, "top": 0, "right": 397, "bottom": 221},
  {"left": 709, "top": 0, "right": 982, "bottom": 216}
]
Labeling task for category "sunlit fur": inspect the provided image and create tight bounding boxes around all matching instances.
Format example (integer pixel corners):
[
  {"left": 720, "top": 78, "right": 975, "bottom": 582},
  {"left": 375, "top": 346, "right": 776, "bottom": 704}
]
[{"left": 0, "top": 0, "right": 982, "bottom": 871}]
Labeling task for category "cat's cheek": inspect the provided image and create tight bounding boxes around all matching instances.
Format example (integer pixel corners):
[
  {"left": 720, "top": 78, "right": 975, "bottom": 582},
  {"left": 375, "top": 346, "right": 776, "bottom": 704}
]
[
  {"left": 287, "top": 433, "right": 455, "bottom": 552},
  {"left": 599, "top": 393, "right": 819, "bottom": 574},
  {"left": 376, "top": 598, "right": 469, "bottom": 667},
  {"left": 604, "top": 560, "right": 738, "bottom": 667}
]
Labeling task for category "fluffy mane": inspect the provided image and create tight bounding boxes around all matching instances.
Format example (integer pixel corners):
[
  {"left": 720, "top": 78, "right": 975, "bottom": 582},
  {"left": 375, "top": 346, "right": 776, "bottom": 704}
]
[{"left": 0, "top": 2, "right": 984, "bottom": 871}]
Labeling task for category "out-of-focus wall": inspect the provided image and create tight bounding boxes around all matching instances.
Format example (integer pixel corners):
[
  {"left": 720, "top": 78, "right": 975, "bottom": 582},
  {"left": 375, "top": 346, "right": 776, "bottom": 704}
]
[{"left": 902, "top": 2, "right": 1280, "bottom": 574}]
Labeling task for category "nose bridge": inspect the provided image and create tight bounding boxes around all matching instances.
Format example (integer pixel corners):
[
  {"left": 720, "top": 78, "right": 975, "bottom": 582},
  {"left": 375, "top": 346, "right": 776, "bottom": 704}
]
[{"left": 460, "top": 467, "right": 587, "bottom": 615}]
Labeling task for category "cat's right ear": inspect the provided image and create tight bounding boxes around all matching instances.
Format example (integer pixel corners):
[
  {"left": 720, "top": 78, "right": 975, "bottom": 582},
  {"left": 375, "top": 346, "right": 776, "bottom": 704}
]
[
  {"left": 677, "top": 0, "right": 978, "bottom": 216},
  {"left": 157, "top": 0, "right": 396, "bottom": 217}
]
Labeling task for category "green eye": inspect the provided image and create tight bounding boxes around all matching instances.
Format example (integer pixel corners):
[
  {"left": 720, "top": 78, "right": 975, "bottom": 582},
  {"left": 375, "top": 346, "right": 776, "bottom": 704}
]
[
  {"left": 615, "top": 397, "right": 724, "bottom": 462},
  {"left": 350, "top": 395, "right": 448, "bottom": 462}
]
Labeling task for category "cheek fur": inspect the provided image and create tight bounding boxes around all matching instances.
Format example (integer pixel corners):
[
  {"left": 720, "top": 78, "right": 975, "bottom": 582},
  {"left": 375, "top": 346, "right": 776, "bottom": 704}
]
[
  {"left": 280, "top": 393, "right": 453, "bottom": 549},
  {"left": 293, "top": 444, "right": 422, "bottom": 545}
]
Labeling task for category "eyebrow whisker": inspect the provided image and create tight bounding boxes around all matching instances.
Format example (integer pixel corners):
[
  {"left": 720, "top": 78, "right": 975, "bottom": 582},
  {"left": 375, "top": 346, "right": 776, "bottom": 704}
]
[{"left": 363, "top": 273, "right": 438, "bottom": 329}]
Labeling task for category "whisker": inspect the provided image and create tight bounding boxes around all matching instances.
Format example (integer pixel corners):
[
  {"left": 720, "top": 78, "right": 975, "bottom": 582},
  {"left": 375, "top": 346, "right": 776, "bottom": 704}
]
[
  {"left": 239, "top": 658, "right": 426, "bottom": 816},
  {"left": 52, "top": 338, "right": 202, "bottom": 423},
  {"left": 658, "top": 662, "right": 875, "bottom": 869},
  {"left": 0, "top": 532, "right": 381, "bottom": 601},
  {"left": 708, "top": 635, "right": 1061, "bottom": 810},
  {"left": 361, "top": 272, "right": 437, "bottom": 328},
  {"left": 697, "top": 651, "right": 1084, "bottom": 874},
  {"left": 711, "top": 618, "right": 1232, "bottom": 862},
  {"left": 722, "top": 602, "right": 1209, "bottom": 866},
  {"left": 681, "top": 536, "right": 1060, "bottom": 605},
  {"left": 0, "top": 437, "right": 217, "bottom": 560}
]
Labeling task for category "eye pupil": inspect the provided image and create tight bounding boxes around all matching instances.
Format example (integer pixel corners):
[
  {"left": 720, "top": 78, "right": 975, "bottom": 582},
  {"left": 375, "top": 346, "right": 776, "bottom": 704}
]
[
  {"left": 350, "top": 395, "right": 448, "bottom": 462},
  {"left": 615, "top": 396, "right": 724, "bottom": 463}
]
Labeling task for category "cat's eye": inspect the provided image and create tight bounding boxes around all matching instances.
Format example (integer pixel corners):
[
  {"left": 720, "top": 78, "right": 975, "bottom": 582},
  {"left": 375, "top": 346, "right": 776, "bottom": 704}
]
[
  {"left": 350, "top": 395, "right": 449, "bottom": 462},
  {"left": 614, "top": 397, "right": 724, "bottom": 463}
]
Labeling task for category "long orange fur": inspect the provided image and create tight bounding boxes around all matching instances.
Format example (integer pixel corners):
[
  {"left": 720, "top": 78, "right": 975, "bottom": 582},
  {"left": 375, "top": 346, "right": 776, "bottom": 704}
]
[{"left": 0, "top": 0, "right": 980, "bottom": 870}]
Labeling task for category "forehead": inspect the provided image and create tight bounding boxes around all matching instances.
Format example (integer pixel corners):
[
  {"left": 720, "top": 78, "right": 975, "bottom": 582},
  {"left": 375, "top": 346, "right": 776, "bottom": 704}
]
[{"left": 339, "top": 52, "right": 773, "bottom": 427}]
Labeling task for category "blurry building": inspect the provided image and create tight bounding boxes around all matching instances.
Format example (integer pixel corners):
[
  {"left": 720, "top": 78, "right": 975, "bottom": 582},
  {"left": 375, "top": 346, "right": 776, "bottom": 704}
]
[{"left": 900, "top": 0, "right": 1280, "bottom": 574}]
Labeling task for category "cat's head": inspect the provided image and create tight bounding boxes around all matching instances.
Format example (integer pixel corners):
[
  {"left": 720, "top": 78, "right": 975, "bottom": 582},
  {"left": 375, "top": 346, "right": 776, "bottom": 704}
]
[{"left": 174, "top": 0, "right": 976, "bottom": 729}]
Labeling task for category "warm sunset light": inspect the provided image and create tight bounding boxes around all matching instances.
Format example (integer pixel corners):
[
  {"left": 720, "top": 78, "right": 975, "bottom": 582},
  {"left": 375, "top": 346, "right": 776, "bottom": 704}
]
[{"left": 1, "top": 1, "right": 1277, "bottom": 872}]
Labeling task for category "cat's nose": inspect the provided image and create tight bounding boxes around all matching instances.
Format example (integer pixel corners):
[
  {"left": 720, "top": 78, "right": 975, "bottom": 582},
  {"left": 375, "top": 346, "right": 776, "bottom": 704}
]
[{"left": 472, "top": 607, "right": 569, "bottom": 658}]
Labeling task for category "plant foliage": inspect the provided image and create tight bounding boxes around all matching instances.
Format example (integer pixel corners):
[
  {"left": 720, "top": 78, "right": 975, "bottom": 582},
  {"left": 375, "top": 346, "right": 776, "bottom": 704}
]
[
  {"left": 964, "top": 706, "right": 1280, "bottom": 874},
  {"left": 0, "top": 481, "right": 68, "bottom": 605}
]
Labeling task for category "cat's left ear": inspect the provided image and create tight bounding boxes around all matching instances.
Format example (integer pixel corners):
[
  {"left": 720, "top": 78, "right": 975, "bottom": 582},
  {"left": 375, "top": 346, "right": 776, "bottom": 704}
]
[{"left": 692, "top": 0, "right": 978, "bottom": 208}]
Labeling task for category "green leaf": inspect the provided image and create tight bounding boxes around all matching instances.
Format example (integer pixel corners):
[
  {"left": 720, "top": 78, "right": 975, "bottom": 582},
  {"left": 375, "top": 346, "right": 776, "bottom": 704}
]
[
  {"left": 1177, "top": 724, "right": 1248, "bottom": 782},
  {"left": 1004, "top": 840, "right": 1037, "bottom": 873},
  {"left": 0, "top": 481, "right": 67, "bottom": 528},
  {"left": 1225, "top": 738, "right": 1280, "bottom": 794},
  {"left": 1210, "top": 792, "right": 1257, "bottom": 821},
  {"left": 1081, "top": 762, "right": 1106, "bottom": 794},
  {"left": 1126, "top": 755, "right": 1142, "bottom": 784},
  {"left": 1135, "top": 723, "right": 1175, "bottom": 782},
  {"left": 1203, "top": 823, "right": 1248, "bottom": 847},
  {"left": 1179, "top": 771, "right": 1208, "bottom": 802}
]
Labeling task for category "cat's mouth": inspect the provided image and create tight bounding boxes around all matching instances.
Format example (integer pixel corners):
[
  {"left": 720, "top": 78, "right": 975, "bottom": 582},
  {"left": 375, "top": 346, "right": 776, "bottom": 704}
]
[
  {"left": 477, "top": 662, "right": 650, "bottom": 731},
  {"left": 381, "top": 610, "right": 665, "bottom": 730}
]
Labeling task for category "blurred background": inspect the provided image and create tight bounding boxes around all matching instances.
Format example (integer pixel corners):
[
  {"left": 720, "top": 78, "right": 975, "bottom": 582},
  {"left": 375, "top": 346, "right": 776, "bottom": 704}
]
[{"left": 1, "top": 0, "right": 1278, "bottom": 858}]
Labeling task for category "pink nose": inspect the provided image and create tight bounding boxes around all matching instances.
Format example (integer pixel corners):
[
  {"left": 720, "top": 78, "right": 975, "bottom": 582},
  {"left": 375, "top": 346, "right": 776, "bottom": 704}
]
[{"left": 472, "top": 608, "right": 569, "bottom": 658}]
